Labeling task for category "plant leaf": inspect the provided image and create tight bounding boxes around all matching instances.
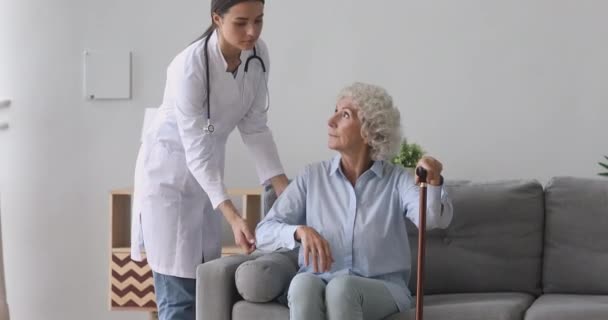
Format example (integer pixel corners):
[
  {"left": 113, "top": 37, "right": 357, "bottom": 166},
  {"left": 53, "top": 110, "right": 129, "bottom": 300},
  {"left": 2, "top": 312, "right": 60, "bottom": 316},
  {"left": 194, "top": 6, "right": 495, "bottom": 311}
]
[
  {"left": 393, "top": 140, "right": 425, "bottom": 168},
  {"left": 599, "top": 162, "right": 608, "bottom": 170}
]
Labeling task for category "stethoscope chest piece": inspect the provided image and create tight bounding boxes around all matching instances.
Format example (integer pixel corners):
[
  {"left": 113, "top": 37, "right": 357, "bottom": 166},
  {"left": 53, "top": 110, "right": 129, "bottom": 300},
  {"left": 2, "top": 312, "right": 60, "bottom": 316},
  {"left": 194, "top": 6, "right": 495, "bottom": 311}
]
[{"left": 204, "top": 120, "right": 215, "bottom": 134}]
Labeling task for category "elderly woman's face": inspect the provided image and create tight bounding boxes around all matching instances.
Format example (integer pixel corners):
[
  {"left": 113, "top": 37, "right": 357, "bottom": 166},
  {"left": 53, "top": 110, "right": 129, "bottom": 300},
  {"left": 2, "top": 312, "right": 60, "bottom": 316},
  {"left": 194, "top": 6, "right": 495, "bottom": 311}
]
[{"left": 327, "top": 97, "right": 367, "bottom": 153}]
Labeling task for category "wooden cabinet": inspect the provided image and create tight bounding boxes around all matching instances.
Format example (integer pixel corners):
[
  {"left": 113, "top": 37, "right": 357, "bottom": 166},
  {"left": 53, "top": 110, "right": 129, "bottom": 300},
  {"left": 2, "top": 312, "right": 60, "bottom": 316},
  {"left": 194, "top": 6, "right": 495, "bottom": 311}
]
[{"left": 109, "top": 187, "right": 263, "bottom": 312}]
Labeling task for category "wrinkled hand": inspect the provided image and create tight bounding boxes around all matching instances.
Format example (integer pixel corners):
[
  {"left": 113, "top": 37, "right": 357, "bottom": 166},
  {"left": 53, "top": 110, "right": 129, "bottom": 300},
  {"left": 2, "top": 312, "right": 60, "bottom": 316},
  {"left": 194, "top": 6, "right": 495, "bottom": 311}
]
[
  {"left": 231, "top": 218, "right": 256, "bottom": 254},
  {"left": 416, "top": 156, "right": 443, "bottom": 186},
  {"left": 295, "top": 226, "right": 334, "bottom": 273}
]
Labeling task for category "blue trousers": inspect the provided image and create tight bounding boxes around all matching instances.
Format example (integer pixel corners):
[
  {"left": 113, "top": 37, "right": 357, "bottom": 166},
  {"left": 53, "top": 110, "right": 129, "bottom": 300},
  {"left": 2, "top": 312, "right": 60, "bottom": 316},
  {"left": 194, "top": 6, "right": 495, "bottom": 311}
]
[
  {"left": 285, "top": 273, "right": 402, "bottom": 320},
  {"left": 153, "top": 271, "right": 196, "bottom": 320}
]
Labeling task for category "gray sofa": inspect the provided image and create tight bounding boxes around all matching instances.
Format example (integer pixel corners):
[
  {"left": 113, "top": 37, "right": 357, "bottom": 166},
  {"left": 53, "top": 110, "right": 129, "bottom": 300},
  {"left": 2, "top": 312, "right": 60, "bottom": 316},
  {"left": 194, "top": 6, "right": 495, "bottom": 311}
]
[{"left": 196, "top": 177, "right": 608, "bottom": 320}]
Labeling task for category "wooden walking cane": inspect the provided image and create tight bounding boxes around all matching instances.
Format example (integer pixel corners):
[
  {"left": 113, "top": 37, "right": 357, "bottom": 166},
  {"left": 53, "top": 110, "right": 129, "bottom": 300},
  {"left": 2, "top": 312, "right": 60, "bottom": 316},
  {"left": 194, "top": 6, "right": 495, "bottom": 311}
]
[{"left": 415, "top": 167, "right": 428, "bottom": 320}]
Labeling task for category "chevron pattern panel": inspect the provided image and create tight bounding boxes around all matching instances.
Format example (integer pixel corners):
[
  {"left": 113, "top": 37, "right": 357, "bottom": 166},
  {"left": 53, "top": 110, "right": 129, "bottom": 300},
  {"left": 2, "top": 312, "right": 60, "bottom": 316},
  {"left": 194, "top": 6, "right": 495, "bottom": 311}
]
[{"left": 110, "top": 251, "right": 156, "bottom": 310}]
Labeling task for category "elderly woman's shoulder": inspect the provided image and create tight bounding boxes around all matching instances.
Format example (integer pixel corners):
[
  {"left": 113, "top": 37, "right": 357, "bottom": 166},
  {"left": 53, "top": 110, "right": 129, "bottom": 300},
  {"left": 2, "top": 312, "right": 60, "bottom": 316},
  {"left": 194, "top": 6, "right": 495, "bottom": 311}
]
[
  {"left": 294, "top": 158, "right": 339, "bottom": 177},
  {"left": 308, "top": 158, "right": 335, "bottom": 173},
  {"left": 384, "top": 161, "right": 416, "bottom": 181}
]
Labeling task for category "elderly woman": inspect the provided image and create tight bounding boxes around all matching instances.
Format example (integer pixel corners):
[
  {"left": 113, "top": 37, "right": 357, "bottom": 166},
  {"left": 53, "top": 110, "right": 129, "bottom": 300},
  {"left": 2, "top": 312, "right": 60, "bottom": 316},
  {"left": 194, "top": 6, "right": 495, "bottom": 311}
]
[{"left": 255, "top": 82, "right": 453, "bottom": 320}]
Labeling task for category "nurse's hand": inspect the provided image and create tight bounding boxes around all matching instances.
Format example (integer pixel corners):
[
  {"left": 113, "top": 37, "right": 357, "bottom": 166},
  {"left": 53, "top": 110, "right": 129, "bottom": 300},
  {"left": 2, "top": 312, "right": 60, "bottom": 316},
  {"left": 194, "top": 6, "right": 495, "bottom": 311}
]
[
  {"left": 231, "top": 217, "right": 256, "bottom": 254},
  {"left": 295, "top": 226, "right": 334, "bottom": 273},
  {"left": 219, "top": 200, "right": 256, "bottom": 254}
]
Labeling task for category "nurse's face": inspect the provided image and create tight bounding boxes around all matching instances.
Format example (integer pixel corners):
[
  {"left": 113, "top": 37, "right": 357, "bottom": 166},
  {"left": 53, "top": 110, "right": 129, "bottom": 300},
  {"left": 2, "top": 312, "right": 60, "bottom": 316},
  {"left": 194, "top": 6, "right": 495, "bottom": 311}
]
[
  {"left": 213, "top": 1, "right": 264, "bottom": 51},
  {"left": 327, "top": 97, "right": 368, "bottom": 154}
]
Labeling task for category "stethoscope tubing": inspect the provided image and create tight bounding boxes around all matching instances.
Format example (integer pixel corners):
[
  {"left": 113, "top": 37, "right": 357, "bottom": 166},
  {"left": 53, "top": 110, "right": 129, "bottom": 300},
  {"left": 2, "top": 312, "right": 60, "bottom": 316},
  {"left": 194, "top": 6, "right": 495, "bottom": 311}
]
[{"left": 202, "top": 33, "right": 268, "bottom": 134}]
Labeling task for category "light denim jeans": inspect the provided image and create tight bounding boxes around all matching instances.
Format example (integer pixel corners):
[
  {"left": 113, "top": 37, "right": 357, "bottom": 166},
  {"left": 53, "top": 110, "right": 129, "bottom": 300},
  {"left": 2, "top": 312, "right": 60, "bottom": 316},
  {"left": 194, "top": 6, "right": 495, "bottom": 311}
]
[
  {"left": 284, "top": 273, "right": 403, "bottom": 320},
  {"left": 153, "top": 271, "right": 196, "bottom": 320}
]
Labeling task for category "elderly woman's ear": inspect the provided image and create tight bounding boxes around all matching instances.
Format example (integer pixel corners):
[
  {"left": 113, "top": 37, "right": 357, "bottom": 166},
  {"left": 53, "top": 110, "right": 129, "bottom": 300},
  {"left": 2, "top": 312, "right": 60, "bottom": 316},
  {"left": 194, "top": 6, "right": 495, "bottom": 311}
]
[{"left": 361, "top": 131, "right": 370, "bottom": 145}]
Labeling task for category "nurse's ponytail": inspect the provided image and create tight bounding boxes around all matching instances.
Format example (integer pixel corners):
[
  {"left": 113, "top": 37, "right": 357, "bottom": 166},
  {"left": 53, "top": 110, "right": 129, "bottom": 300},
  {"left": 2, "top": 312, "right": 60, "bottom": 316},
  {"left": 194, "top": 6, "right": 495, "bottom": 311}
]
[{"left": 191, "top": 0, "right": 265, "bottom": 44}]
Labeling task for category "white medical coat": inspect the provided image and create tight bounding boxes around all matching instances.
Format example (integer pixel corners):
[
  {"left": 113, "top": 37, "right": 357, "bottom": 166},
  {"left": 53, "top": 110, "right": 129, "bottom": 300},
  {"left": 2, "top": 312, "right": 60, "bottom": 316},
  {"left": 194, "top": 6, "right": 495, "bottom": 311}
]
[{"left": 130, "top": 30, "right": 284, "bottom": 279}]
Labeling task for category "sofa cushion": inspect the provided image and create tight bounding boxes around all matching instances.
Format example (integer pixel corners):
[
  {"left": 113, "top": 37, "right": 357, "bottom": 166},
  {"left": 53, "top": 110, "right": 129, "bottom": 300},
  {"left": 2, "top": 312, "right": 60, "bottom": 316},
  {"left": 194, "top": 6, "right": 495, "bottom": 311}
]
[
  {"left": 543, "top": 177, "right": 608, "bottom": 294},
  {"left": 235, "top": 250, "right": 298, "bottom": 303},
  {"left": 232, "top": 301, "right": 289, "bottom": 320},
  {"left": 408, "top": 180, "right": 545, "bottom": 295},
  {"left": 524, "top": 294, "right": 608, "bottom": 320},
  {"left": 384, "top": 292, "right": 535, "bottom": 320},
  {"left": 263, "top": 183, "right": 277, "bottom": 215}
]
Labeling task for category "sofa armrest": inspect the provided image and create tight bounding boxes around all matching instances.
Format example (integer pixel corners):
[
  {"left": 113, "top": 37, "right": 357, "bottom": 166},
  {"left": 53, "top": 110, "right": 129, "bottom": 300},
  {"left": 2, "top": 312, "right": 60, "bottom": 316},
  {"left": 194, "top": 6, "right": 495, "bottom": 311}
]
[
  {"left": 235, "top": 249, "right": 299, "bottom": 303},
  {"left": 196, "top": 253, "right": 261, "bottom": 320}
]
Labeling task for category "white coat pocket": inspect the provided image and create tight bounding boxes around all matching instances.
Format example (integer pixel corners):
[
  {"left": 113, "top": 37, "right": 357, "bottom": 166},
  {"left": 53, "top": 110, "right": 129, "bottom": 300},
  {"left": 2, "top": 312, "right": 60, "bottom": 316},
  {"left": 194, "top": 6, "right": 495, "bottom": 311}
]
[{"left": 143, "top": 141, "right": 189, "bottom": 202}]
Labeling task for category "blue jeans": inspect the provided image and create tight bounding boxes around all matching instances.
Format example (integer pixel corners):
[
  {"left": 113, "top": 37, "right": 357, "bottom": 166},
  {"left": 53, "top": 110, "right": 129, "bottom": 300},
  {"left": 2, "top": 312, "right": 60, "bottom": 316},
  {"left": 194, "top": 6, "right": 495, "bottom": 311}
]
[
  {"left": 153, "top": 272, "right": 196, "bottom": 320},
  {"left": 285, "top": 273, "right": 401, "bottom": 320}
]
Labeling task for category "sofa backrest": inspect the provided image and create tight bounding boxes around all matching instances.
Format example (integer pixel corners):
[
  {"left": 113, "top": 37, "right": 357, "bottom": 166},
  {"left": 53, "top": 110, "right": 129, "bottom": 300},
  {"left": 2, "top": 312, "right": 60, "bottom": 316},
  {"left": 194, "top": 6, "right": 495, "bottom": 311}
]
[
  {"left": 542, "top": 176, "right": 608, "bottom": 294},
  {"left": 262, "top": 179, "right": 546, "bottom": 296},
  {"left": 407, "top": 180, "right": 545, "bottom": 296},
  {"left": 263, "top": 184, "right": 278, "bottom": 216}
]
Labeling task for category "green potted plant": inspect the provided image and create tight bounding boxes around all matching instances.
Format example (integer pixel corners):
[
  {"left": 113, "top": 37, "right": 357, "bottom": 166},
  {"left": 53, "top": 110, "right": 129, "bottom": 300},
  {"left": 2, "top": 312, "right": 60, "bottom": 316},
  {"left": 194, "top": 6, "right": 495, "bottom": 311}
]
[
  {"left": 391, "top": 139, "right": 425, "bottom": 168},
  {"left": 599, "top": 156, "right": 608, "bottom": 177}
]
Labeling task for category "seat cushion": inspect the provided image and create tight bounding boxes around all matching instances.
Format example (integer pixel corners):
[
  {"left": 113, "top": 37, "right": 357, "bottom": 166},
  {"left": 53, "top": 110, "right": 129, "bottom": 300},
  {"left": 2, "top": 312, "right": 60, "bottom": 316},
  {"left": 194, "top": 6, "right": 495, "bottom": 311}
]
[
  {"left": 408, "top": 180, "right": 545, "bottom": 295},
  {"left": 232, "top": 301, "right": 289, "bottom": 320},
  {"left": 235, "top": 250, "right": 298, "bottom": 303},
  {"left": 233, "top": 293, "right": 534, "bottom": 320},
  {"left": 542, "top": 177, "right": 608, "bottom": 294},
  {"left": 524, "top": 294, "right": 608, "bottom": 320},
  {"left": 384, "top": 292, "right": 535, "bottom": 320}
]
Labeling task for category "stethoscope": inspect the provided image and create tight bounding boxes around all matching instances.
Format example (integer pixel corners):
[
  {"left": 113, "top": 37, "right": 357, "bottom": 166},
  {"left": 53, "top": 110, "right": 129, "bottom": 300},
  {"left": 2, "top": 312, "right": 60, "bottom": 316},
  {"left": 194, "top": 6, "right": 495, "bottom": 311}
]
[{"left": 203, "top": 32, "right": 270, "bottom": 134}]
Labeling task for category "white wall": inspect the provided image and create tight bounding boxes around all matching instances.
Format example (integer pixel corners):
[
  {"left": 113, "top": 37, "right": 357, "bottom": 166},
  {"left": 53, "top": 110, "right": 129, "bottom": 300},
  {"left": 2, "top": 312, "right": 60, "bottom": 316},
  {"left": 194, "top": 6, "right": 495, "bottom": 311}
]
[
  {"left": 0, "top": 0, "right": 607, "bottom": 319},
  {"left": 261, "top": 0, "right": 608, "bottom": 183}
]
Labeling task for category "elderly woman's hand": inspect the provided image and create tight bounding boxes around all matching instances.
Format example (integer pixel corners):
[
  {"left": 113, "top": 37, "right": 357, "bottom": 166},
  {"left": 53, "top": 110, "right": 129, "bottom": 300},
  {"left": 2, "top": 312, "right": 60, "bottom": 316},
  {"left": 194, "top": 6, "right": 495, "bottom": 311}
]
[
  {"left": 416, "top": 156, "right": 444, "bottom": 186},
  {"left": 295, "top": 226, "right": 334, "bottom": 273}
]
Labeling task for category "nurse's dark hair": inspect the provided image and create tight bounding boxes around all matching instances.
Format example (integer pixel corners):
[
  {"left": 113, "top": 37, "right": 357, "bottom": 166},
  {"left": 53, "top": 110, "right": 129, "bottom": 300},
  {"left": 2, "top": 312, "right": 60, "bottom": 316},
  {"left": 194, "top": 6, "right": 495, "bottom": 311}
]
[{"left": 191, "top": 0, "right": 265, "bottom": 44}]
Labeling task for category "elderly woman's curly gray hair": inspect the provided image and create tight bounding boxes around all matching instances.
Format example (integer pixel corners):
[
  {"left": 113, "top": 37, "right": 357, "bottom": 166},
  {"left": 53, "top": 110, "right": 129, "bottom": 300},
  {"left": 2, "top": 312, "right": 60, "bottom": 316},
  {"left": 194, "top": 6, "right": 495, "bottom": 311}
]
[{"left": 337, "top": 82, "right": 402, "bottom": 161}]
